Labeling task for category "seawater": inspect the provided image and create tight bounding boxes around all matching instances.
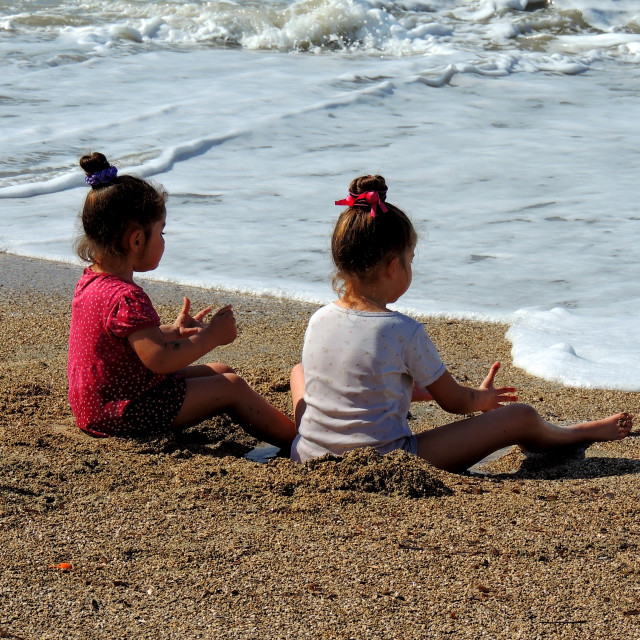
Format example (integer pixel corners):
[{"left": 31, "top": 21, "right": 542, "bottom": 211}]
[{"left": 1, "top": 0, "right": 639, "bottom": 391}]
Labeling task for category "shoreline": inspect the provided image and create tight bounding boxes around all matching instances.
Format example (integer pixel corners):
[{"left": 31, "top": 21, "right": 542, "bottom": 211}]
[{"left": 1, "top": 251, "right": 639, "bottom": 638}]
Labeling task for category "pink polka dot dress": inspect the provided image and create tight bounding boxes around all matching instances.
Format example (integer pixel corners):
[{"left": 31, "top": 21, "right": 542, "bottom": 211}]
[{"left": 68, "top": 268, "right": 186, "bottom": 437}]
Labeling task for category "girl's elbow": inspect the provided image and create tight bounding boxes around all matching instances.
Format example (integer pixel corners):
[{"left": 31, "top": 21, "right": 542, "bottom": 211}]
[{"left": 136, "top": 340, "right": 191, "bottom": 374}]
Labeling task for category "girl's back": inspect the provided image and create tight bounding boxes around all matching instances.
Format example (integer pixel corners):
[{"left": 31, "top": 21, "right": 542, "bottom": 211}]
[{"left": 293, "top": 302, "right": 445, "bottom": 462}]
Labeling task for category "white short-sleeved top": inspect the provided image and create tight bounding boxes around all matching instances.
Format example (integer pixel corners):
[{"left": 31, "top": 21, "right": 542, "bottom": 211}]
[{"left": 292, "top": 303, "right": 446, "bottom": 462}]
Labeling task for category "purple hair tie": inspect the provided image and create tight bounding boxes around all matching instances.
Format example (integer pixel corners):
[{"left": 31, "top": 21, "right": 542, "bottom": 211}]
[{"left": 85, "top": 166, "right": 118, "bottom": 186}]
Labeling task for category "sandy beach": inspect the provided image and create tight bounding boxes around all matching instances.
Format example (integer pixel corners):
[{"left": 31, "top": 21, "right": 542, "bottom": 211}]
[{"left": 1, "top": 252, "right": 639, "bottom": 639}]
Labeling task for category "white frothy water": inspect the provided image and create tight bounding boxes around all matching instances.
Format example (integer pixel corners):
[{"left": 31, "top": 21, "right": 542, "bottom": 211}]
[{"left": 1, "top": 0, "right": 639, "bottom": 390}]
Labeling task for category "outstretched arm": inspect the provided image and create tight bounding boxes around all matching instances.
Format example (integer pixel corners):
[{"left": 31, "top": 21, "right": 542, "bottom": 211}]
[
  {"left": 426, "top": 361, "right": 518, "bottom": 415},
  {"left": 129, "top": 304, "right": 237, "bottom": 374}
]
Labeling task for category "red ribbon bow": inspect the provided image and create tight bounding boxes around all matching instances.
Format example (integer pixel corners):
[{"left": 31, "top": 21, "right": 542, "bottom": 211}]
[{"left": 335, "top": 191, "right": 388, "bottom": 218}]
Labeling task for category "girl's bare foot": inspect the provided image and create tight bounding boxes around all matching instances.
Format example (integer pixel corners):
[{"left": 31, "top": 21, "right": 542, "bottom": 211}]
[{"left": 570, "top": 412, "right": 633, "bottom": 442}]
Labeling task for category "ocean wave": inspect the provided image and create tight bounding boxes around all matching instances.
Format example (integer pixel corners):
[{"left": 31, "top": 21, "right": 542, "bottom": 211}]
[{"left": 2, "top": 0, "right": 639, "bottom": 66}]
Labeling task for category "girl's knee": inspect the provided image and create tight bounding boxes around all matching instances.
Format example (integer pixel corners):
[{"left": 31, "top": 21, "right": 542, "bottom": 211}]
[
  {"left": 221, "top": 372, "right": 254, "bottom": 398},
  {"left": 207, "top": 362, "right": 236, "bottom": 375},
  {"left": 222, "top": 372, "right": 245, "bottom": 386},
  {"left": 508, "top": 403, "right": 542, "bottom": 429}
]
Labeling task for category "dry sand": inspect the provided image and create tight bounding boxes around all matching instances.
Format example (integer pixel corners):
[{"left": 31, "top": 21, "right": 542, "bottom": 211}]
[{"left": 1, "top": 252, "right": 639, "bottom": 639}]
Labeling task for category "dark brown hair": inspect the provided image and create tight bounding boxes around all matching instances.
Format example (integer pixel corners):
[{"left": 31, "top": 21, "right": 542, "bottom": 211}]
[
  {"left": 331, "top": 175, "right": 416, "bottom": 294},
  {"left": 75, "top": 152, "right": 167, "bottom": 264}
]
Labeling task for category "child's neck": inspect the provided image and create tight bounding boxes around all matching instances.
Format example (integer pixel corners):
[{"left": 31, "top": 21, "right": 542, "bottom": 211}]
[
  {"left": 90, "top": 257, "right": 134, "bottom": 283},
  {"left": 338, "top": 285, "right": 390, "bottom": 313}
]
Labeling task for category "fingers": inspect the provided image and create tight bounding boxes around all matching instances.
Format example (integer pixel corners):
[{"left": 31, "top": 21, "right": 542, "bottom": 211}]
[
  {"left": 481, "top": 391, "right": 518, "bottom": 412},
  {"left": 207, "top": 305, "right": 237, "bottom": 346},
  {"left": 495, "top": 386, "right": 517, "bottom": 394},
  {"left": 193, "top": 306, "right": 213, "bottom": 322},
  {"left": 180, "top": 297, "right": 213, "bottom": 324},
  {"left": 481, "top": 361, "right": 501, "bottom": 389},
  {"left": 210, "top": 305, "right": 236, "bottom": 327},
  {"left": 496, "top": 381, "right": 518, "bottom": 404},
  {"left": 214, "top": 304, "right": 233, "bottom": 317}
]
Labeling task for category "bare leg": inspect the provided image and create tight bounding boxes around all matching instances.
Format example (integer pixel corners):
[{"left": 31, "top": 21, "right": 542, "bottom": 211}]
[
  {"left": 171, "top": 372, "right": 297, "bottom": 448},
  {"left": 290, "top": 363, "right": 307, "bottom": 429},
  {"left": 178, "top": 362, "right": 235, "bottom": 378},
  {"left": 416, "top": 404, "right": 633, "bottom": 472}
]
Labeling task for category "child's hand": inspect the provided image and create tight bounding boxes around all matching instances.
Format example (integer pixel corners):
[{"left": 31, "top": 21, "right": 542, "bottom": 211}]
[
  {"left": 171, "top": 297, "right": 212, "bottom": 337},
  {"left": 478, "top": 362, "right": 518, "bottom": 412},
  {"left": 206, "top": 304, "right": 237, "bottom": 347}
]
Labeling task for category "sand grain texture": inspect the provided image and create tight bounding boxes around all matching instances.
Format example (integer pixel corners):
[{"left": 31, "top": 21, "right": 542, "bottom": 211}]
[{"left": 1, "top": 253, "right": 639, "bottom": 639}]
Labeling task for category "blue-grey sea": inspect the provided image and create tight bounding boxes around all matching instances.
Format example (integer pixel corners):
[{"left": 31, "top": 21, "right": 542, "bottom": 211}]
[{"left": 1, "top": 0, "right": 639, "bottom": 389}]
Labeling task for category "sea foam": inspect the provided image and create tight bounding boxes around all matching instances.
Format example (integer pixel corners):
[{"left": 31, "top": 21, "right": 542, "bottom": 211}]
[{"left": 1, "top": 0, "right": 639, "bottom": 391}]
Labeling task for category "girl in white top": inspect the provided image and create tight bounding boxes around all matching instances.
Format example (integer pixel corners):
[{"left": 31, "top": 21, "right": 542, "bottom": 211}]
[{"left": 290, "top": 175, "right": 633, "bottom": 471}]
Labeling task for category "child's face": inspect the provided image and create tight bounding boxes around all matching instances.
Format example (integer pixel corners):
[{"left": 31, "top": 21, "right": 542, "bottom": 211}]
[
  {"left": 135, "top": 209, "right": 166, "bottom": 272},
  {"left": 400, "top": 245, "right": 415, "bottom": 292}
]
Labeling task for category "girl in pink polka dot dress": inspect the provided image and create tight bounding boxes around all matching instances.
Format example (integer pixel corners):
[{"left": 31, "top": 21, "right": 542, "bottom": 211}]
[{"left": 68, "top": 151, "right": 296, "bottom": 445}]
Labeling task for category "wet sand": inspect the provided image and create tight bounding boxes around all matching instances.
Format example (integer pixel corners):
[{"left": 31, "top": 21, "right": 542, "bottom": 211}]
[{"left": 1, "top": 252, "right": 639, "bottom": 639}]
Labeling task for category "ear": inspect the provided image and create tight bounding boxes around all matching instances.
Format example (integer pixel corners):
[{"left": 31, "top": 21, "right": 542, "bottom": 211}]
[
  {"left": 385, "top": 256, "right": 399, "bottom": 279},
  {"left": 126, "top": 228, "right": 146, "bottom": 255}
]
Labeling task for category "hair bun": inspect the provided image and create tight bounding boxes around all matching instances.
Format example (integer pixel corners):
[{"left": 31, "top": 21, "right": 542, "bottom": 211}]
[
  {"left": 349, "top": 174, "right": 387, "bottom": 196},
  {"left": 80, "top": 152, "right": 110, "bottom": 176}
]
